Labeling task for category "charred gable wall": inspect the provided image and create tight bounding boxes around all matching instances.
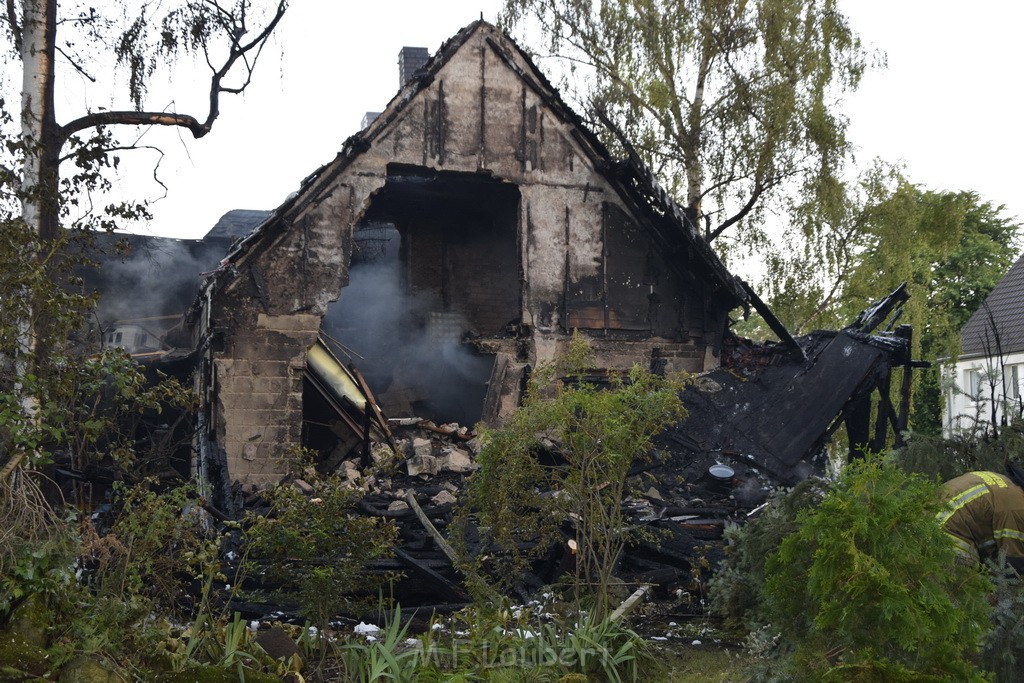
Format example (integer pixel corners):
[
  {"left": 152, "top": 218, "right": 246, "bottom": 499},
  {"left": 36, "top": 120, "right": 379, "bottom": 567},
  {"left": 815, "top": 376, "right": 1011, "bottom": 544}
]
[{"left": 198, "top": 23, "right": 735, "bottom": 488}]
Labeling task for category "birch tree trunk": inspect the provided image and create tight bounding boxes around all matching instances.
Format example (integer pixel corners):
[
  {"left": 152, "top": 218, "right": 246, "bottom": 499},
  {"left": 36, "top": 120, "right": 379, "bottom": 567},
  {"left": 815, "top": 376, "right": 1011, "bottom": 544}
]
[{"left": 19, "top": 0, "right": 59, "bottom": 242}]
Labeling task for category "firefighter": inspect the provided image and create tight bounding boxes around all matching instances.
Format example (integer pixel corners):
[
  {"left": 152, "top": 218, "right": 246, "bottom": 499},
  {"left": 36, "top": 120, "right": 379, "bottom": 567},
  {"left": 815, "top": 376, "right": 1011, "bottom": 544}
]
[{"left": 937, "top": 461, "right": 1024, "bottom": 573}]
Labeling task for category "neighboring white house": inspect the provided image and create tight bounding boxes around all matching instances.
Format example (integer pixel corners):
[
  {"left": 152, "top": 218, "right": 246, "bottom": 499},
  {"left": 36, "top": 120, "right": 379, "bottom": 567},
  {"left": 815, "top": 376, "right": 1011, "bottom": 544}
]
[{"left": 944, "top": 253, "right": 1024, "bottom": 436}]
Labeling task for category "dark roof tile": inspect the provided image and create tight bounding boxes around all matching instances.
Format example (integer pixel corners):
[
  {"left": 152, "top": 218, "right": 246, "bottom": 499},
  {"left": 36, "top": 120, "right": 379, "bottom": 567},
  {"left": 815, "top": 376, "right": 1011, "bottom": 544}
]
[{"left": 961, "top": 251, "right": 1024, "bottom": 357}]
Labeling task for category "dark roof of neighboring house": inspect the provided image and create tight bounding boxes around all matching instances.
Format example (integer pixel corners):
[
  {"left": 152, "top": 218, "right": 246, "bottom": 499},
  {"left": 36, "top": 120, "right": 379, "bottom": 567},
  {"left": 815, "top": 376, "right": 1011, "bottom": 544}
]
[
  {"left": 83, "top": 209, "right": 271, "bottom": 322},
  {"left": 204, "top": 209, "right": 273, "bottom": 242},
  {"left": 202, "top": 20, "right": 749, "bottom": 309},
  {"left": 961, "top": 252, "right": 1024, "bottom": 358}
]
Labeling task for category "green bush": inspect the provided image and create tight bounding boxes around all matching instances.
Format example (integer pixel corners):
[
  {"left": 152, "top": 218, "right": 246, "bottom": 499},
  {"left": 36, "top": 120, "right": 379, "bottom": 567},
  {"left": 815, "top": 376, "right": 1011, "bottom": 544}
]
[
  {"left": 709, "top": 477, "right": 830, "bottom": 628},
  {"left": 458, "top": 334, "right": 684, "bottom": 617},
  {"left": 240, "top": 475, "right": 399, "bottom": 631},
  {"left": 761, "top": 456, "right": 992, "bottom": 681},
  {"left": 981, "top": 554, "right": 1024, "bottom": 682},
  {"left": 894, "top": 430, "right": 1014, "bottom": 482}
]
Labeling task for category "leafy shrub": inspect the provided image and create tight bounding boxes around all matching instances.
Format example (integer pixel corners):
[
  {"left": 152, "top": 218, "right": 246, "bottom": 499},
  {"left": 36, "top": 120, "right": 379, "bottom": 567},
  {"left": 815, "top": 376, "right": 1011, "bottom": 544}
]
[
  {"left": 894, "top": 429, "right": 1014, "bottom": 481},
  {"left": 0, "top": 223, "right": 193, "bottom": 481},
  {"left": 459, "top": 334, "right": 684, "bottom": 617},
  {"left": 0, "top": 473, "right": 76, "bottom": 618},
  {"left": 981, "top": 554, "right": 1024, "bottom": 682},
  {"left": 240, "top": 475, "right": 399, "bottom": 630},
  {"left": 45, "top": 481, "right": 217, "bottom": 673},
  {"left": 761, "top": 456, "right": 991, "bottom": 681},
  {"left": 85, "top": 481, "right": 215, "bottom": 609},
  {"left": 709, "top": 478, "right": 830, "bottom": 628}
]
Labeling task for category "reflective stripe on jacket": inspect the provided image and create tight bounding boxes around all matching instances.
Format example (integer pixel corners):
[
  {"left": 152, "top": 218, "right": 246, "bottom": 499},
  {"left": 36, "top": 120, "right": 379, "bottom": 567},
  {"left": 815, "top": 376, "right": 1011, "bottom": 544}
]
[{"left": 937, "top": 471, "right": 1024, "bottom": 563}]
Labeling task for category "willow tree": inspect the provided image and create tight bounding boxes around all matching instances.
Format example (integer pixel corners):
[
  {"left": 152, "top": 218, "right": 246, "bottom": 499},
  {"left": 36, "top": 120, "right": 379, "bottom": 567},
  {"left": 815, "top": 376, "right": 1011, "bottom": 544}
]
[
  {"left": 841, "top": 180, "right": 1021, "bottom": 434},
  {"left": 500, "top": 0, "right": 870, "bottom": 250}
]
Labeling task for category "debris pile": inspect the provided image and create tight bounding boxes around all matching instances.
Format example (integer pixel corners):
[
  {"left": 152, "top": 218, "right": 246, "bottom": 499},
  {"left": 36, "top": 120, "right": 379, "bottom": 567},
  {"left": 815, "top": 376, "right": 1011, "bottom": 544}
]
[
  {"left": 226, "top": 286, "right": 918, "bottom": 623},
  {"left": 229, "top": 414, "right": 772, "bottom": 622}
]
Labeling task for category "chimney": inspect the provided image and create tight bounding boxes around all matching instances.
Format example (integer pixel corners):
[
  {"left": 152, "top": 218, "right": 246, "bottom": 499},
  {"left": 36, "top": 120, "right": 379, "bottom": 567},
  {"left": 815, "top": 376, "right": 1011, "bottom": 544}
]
[{"left": 398, "top": 46, "right": 430, "bottom": 87}]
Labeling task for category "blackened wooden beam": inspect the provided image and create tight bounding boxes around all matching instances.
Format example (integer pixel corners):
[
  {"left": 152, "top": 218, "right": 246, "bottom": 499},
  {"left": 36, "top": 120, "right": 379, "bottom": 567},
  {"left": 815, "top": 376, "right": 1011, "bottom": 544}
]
[
  {"left": 393, "top": 547, "right": 469, "bottom": 603},
  {"left": 739, "top": 279, "right": 805, "bottom": 360}
]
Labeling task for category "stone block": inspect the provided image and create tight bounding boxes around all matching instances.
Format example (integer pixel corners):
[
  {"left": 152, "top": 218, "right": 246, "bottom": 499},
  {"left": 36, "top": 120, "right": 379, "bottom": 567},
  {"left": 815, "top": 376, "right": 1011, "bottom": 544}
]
[
  {"left": 407, "top": 454, "right": 440, "bottom": 477},
  {"left": 439, "top": 448, "right": 477, "bottom": 473},
  {"left": 411, "top": 438, "right": 434, "bottom": 458},
  {"left": 431, "top": 490, "right": 457, "bottom": 506},
  {"left": 387, "top": 500, "right": 410, "bottom": 513},
  {"left": 465, "top": 436, "right": 484, "bottom": 455},
  {"left": 339, "top": 459, "right": 361, "bottom": 481},
  {"left": 257, "top": 313, "right": 322, "bottom": 333}
]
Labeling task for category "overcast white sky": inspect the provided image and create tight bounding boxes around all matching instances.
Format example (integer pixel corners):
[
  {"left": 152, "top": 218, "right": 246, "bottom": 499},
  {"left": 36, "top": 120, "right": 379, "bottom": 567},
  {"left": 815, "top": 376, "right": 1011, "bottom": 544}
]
[{"left": 93, "top": 1, "right": 1024, "bottom": 242}]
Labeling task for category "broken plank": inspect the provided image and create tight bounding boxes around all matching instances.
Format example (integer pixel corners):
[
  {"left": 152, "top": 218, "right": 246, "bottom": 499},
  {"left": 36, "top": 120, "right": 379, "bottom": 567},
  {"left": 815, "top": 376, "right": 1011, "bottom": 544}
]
[
  {"left": 610, "top": 586, "right": 650, "bottom": 622},
  {"left": 393, "top": 547, "right": 470, "bottom": 602},
  {"left": 349, "top": 362, "right": 401, "bottom": 456},
  {"left": 406, "top": 491, "right": 458, "bottom": 564}
]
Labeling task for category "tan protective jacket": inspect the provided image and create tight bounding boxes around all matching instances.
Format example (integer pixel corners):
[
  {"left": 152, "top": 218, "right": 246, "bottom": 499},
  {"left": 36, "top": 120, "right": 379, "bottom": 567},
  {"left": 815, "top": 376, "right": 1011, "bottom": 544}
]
[{"left": 938, "top": 471, "right": 1024, "bottom": 564}]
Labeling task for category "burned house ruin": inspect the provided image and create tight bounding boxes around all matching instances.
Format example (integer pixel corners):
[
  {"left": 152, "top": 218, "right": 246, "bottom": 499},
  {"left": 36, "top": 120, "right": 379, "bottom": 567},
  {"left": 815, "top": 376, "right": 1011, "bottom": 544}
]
[
  {"left": 69, "top": 20, "right": 922, "bottom": 515},
  {"left": 66, "top": 21, "right": 926, "bottom": 612},
  {"left": 188, "top": 20, "right": 751, "bottom": 491}
]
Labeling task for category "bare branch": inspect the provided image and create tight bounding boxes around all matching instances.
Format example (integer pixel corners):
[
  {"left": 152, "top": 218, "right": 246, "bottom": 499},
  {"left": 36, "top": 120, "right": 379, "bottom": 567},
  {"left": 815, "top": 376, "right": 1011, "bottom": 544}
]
[
  {"left": 203, "top": 0, "right": 235, "bottom": 26},
  {"left": 707, "top": 181, "right": 766, "bottom": 241},
  {"left": 5, "top": 0, "right": 20, "bottom": 51},
  {"left": 198, "top": 0, "right": 287, "bottom": 134},
  {"left": 55, "top": 44, "right": 96, "bottom": 82},
  {"left": 57, "top": 141, "right": 160, "bottom": 165},
  {"left": 60, "top": 110, "right": 206, "bottom": 141},
  {"left": 59, "top": 1, "right": 287, "bottom": 145}
]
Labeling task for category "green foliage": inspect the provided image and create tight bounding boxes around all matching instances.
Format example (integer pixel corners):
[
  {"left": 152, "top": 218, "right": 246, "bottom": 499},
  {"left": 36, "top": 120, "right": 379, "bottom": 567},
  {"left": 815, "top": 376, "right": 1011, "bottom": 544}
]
[
  {"left": 240, "top": 474, "right": 399, "bottom": 630},
  {"left": 340, "top": 604, "right": 421, "bottom": 683},
  {"left": 843, "top": 180, "right": 1020, "bottom": 436},
  {"left": 760, "top": 456, "right": 991, "bottom": 681},
  {"left": 891, "top": 416, "right": 1024, "bottom": 488},
  {"left": 44, "top": 482, "right": 215, "bottom": 673},
  {"left": 0, "top": 520, "right": 76, "bottom": 618},
  {"left": 501, "top": 0, "right": 869, "bottom": 248},
  {"left": 460, "top": 334, "right": 684, "bottom": 617},
  {"left": 417, "top": 605, "right": 647, "bottom": 683},
  {"left": 709, "top": 478, "right": 830, "bottom": 628},
  {"left": 764, "top": 161, "right": 1021, "bottom": 440},
  {"left": 559, "top": 615, "right": 646, "bottom": 683},
  {"left": 893, "top": 430, "right": 1014, "bottom": 483},
  {"left": 981, "top": 555, "right": 1024, "bottom": 682},
  {"left": 88, "top": 481, "right": 215, "bottom": 610},
  {"left": 0, "top": 220, "right": 193, "bottom": 479}
]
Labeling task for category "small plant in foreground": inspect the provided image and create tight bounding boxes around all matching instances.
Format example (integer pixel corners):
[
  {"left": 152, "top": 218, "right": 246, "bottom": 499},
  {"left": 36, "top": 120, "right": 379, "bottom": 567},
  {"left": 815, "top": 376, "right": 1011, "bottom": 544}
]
[
  {"left": 418, "top": 605, "right": 647, "bottom": 682},
  {"left": 341, "top": 604, "right": 420, "bottom": 683},
  {"left": 240, "top": 471, "right": 399, "bottom": 634},
  {"left": 981, "top": 553, "right": 1024, "bottom": 682}
]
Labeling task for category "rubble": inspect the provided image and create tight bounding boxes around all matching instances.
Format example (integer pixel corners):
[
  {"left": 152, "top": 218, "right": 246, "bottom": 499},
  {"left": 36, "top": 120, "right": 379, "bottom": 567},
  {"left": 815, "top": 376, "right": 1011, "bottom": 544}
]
[
  {"left": 222, "top": 286, "right": 919, "bottom": 623},
  {"left": 406, "top": 454, "right": 440, "bottom": 478}
]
